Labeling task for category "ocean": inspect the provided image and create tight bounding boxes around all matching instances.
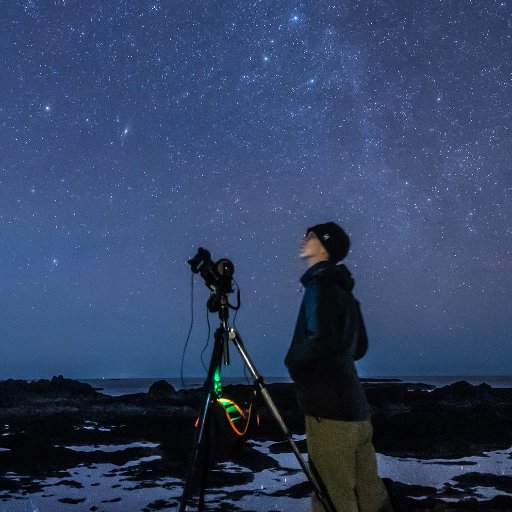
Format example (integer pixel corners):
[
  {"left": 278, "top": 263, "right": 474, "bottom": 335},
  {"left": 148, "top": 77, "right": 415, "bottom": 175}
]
[{"left": 78, "top": 375, "right": 512, "bottom": 396}]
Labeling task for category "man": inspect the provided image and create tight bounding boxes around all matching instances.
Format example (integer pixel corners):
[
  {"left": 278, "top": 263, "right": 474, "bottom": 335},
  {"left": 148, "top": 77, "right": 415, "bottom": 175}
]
[{"left": 285, "top": 222, "right": 392, "bottom": 512}]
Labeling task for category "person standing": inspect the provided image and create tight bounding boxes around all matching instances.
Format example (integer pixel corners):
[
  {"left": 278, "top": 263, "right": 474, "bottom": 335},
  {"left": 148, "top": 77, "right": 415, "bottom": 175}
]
[{"left": 285, "top": 222, "right": 392, "bottom": 512}]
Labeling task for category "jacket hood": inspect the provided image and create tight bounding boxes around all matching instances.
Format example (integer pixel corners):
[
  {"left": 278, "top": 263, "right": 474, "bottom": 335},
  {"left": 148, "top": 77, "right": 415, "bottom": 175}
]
[{"left": 300, "top": 261, "right": 355, "bottom": 291}]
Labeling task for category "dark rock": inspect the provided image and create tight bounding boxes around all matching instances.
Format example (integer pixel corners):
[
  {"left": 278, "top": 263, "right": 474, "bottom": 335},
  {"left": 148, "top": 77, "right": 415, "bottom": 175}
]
[
  {"left": 266, "top": 480, "right": 311, "bottom": 498},
  {"left": 452, "top": 472, "right": 512, "bottom": 494},
  {"left": 0, "top": 375, "right": 99, "bottom": 407},
  {"left": 230, "top": 444, "right": 280, "bottom": 472},
  {"left": 268, "top": 438, "right": 308, "bottom": 455},
  {"left": 49, "top": 375, "right": 98, "bottom": 395},
  {"left": 148, "top": 380, "right": 176, "bottom": 397},
  {"left": 370, "top": 380, "right": 512, "bottom": 458},
  {"left": 58, "top": 497, "right": 87, "bottom": 504},
  {"left": 101, "top": 497, "right": 122, "bottom": 503},
  {"left": 204, "top": 466, "right": 255, "bottom": 488},
  {"left": 383, "top": 479, "right": 512, "bottom": 511},
  {"left": 52, "top": 479, "right": 83, "bottom": 488},
  {"left": 385, "top": 479, "right": 438, "bottom": 498},
  {"left": 143, "top": 499, "right": 177, "bottom": 510},
  {"left": 432, "top": 381, "right": 495, "bottom": 405}
]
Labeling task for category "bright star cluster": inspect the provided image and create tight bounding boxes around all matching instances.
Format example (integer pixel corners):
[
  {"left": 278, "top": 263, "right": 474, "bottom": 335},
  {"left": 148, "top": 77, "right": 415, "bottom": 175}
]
[{"left": 0, "top": 1, "right": 510, "bottom": 379}]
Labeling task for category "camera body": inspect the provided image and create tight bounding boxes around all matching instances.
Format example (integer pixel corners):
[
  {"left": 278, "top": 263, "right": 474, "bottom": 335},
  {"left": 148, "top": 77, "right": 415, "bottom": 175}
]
[{"left": 188, "top": 247, "right": 234, "bottom": 296}]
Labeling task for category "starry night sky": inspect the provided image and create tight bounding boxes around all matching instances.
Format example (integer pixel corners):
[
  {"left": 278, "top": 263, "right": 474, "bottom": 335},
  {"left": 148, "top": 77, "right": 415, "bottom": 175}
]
[{"left": 1, "top": 1, "right": 511, "bottom": 380}]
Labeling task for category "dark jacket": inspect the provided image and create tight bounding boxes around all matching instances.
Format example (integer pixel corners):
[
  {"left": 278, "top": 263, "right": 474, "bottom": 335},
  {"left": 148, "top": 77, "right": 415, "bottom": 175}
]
[{"left": 285, "top": 261, "right": 370, "bottom": 421}]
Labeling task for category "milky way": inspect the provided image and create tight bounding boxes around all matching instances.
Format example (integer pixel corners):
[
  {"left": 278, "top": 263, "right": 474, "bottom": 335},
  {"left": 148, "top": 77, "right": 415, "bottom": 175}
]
[{"left": 1, "top": 1, "right": 510, "bottom": 379}]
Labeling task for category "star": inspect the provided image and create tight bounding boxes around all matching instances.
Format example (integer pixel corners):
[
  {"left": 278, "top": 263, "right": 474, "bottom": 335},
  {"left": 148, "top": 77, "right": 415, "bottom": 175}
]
[{"left": 1, "top": 0, "right": 510, "bottom": 382}]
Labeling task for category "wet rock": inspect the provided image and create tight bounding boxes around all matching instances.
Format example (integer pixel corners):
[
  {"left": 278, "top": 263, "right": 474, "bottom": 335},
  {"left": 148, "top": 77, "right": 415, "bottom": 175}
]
[
  {"left": 143, "top": 499, "right": 177, "bottom": 510},
  {"left": 230, "top": 444, "right": 280, "bottom": 472},
  {"left": 58, "top": 496, "right": 87, "bottom": 504},
  {"left": 384, "top": 479, "right": 512, "bottom": 511},
  {"left": 451, "top": 472, "right": 512, "bottom": 494},
  {"left": 1, "top": 376, "right": 512, "bottom": 510},
  {"left": 370, "top": 381, "right": 512, "bottom": 458}
]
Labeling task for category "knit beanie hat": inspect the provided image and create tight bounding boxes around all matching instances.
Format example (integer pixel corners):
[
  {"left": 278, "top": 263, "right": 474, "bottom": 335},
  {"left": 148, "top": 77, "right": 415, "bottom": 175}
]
[{"left": 307, "top": 222, "right": 350, "bottom": 263}]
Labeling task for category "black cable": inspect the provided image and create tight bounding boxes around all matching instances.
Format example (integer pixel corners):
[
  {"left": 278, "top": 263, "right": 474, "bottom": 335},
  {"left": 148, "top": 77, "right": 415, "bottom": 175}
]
[
  {"left": 243, "top": 364, "right": 251, "bottom": 385},
  {"left": 200, "top": 303, "right": 211, "bottom": 373},
  {"left": 231, "top": 278, "right": 251, "bottom": 384},
  {"left": 180, "top": 272, "right": 195, "bottom": 389},
  {"left": 232, "top": 278, "right": 241, "bottom": 329}
]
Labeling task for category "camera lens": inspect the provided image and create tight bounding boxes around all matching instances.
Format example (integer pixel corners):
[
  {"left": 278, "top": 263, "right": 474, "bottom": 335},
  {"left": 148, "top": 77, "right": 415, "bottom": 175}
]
[{"left": 216, "top": 259, "right": 234, "bottom": 278}]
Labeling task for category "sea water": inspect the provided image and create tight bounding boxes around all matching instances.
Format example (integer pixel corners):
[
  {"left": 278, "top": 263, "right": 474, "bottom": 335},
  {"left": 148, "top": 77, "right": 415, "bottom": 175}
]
[{"left": 79, "top": 375, "right": 512, "bottom": 396}]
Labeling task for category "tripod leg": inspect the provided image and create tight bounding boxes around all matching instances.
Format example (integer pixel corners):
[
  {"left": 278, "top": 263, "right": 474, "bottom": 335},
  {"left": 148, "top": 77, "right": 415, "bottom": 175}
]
[
  {"left": 178, "top": 391, "right": 214, "bottom": 512},
  {"left": 198, "top": 417, "right": 211, "bottom": 512},
  {"left": 179, "top": 327, "right": 226, "bottom": 511},
  {"left": 229, "top": 329, "right": 338, "bottom": 512}
]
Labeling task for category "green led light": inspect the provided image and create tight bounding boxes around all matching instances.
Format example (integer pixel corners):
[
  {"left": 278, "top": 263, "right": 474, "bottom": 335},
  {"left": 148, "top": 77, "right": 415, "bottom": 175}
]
[{"left": 213, "top": 368, "right": 222, "bottom": 397}]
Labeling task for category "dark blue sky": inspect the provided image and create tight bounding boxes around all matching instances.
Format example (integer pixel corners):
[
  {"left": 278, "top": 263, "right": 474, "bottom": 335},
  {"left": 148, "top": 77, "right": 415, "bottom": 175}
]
[{"left": 1, "top": 1, "right": 510, "bottom": 379}]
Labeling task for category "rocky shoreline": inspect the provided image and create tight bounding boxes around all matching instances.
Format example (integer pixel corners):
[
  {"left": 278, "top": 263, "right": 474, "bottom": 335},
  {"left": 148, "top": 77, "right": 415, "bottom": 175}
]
[{"left": 0, "top": 376, "right": 511, "bottom": 511}]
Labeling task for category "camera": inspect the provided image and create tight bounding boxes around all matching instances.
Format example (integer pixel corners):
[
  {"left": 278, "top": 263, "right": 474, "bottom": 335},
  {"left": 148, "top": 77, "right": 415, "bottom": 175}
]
[{"left": 188, "top": 247, "right": 234, "bottom": 296}]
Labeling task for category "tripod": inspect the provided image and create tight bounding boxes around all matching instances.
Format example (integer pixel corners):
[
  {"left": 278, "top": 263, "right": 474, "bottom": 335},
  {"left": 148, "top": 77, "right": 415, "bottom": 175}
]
[{"left": 178, "top": 294, "right": 337, "bottom": 512}]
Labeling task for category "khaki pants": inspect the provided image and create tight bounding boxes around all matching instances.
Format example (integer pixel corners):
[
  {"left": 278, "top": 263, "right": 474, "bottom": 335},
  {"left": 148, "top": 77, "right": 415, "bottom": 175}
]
[{"left": 305, "top": 416, "right": 393, "bottom": 512}]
